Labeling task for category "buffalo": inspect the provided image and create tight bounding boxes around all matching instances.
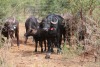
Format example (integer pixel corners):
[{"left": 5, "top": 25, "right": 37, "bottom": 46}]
[
  {"left": 1, "top": 17, "right": 19, "bottom": 46},
  {"left": 24, "top": 16, "right": 39, "bottom": 44},
  {"left": 24, "top": 16, "right": 47, "bottom": 52},
  {"left": 42, "top": 14, "right": 65, "bottom": 58}
]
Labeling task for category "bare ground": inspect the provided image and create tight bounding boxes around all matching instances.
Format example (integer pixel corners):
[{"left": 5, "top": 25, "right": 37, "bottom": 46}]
[{"left": 0, "top": 23, "right": 100, "bottom": 67}]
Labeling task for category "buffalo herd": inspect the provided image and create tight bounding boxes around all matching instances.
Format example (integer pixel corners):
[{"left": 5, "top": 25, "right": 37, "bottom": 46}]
[{"left": 0, "top": 14, "right": 86, "bottom": 58}]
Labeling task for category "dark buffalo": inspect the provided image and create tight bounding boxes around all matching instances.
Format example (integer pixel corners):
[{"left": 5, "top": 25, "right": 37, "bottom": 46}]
[
  {"left": 62, "top": 13, "right": 75, "bottom": 46},
  {"left": 24, "top": 16, "right": 39, "bottom": 44},
  {"left": 78, "top": 23, "right": 86, "bottom": 41},
  {"left": 1, "top": 17, "right": 19, "bottom": 46},
  {"left": 42, "top": 14, "right": 64, "bottom": 58},
  {"left": 24, "top": 16, "right": 47, "bottom": 52}
]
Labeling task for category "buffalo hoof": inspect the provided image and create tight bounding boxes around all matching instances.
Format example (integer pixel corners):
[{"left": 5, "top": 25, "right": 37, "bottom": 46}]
[
  {"left": 43, "top": 49, "right": 46, "bottom": 52},
  {"left": 57, "top": 49, "right": 62, "bottom": 54},
  {"left": 41, "top": 49, "right": 43, "bottom": 52},
  {"left": 35, "top": 49, "right": 37, "bottom": 52},
  {"left": 45, "top": 53, "right": 51, "bottom": 59}
]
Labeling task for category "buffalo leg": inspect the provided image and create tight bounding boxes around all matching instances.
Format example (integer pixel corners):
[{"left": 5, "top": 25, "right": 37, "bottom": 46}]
[
  {"left": 39, "top": 41, "right": 43, "bottom": 52},
  {"left": 10, "top": 33, "right": 14, "bottom": 46},
  {"left": 57, "top": 36, "right": 62, "bottom": 54},
  {"left": 45, "top": 39, "right": 51, "bottom": 59},
  {"left": 24, "top": 36, "right": 28, "bottom": 45},
  {"left": 44, "top": 40, "right": 46, "bottom": 51},
  {"left": 51, "top": 44, "right": 54, "bottom": 53},
  {"left": 7, "top": 31, "right": 10, "bottom": 44},
  {"left": 47, "top": 39, "right": 51, "bottom": 53},
  {"left": 51, "top": 40, "right": 55, "bottom": 53},
  {"left": 35, "top": 41, "right": 38, "bottom": 52},
  {"left": 15, "top": 28, "right": 19, "bottom": 46}
]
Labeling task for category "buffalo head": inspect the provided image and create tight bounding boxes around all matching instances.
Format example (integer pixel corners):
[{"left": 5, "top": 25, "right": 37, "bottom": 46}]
[{"left": 42, "top": 14, "right": 58, "bottom": 32}]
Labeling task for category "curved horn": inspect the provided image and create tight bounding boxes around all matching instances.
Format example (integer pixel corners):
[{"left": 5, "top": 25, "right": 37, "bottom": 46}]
[{"left": 51, "top": 17, "right": 58, "bottom": 24}]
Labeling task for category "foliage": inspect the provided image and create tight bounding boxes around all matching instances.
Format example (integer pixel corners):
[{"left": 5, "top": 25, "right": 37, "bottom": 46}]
[{"left": 0, "top": 0, "right": 99, "bottom": 19}]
